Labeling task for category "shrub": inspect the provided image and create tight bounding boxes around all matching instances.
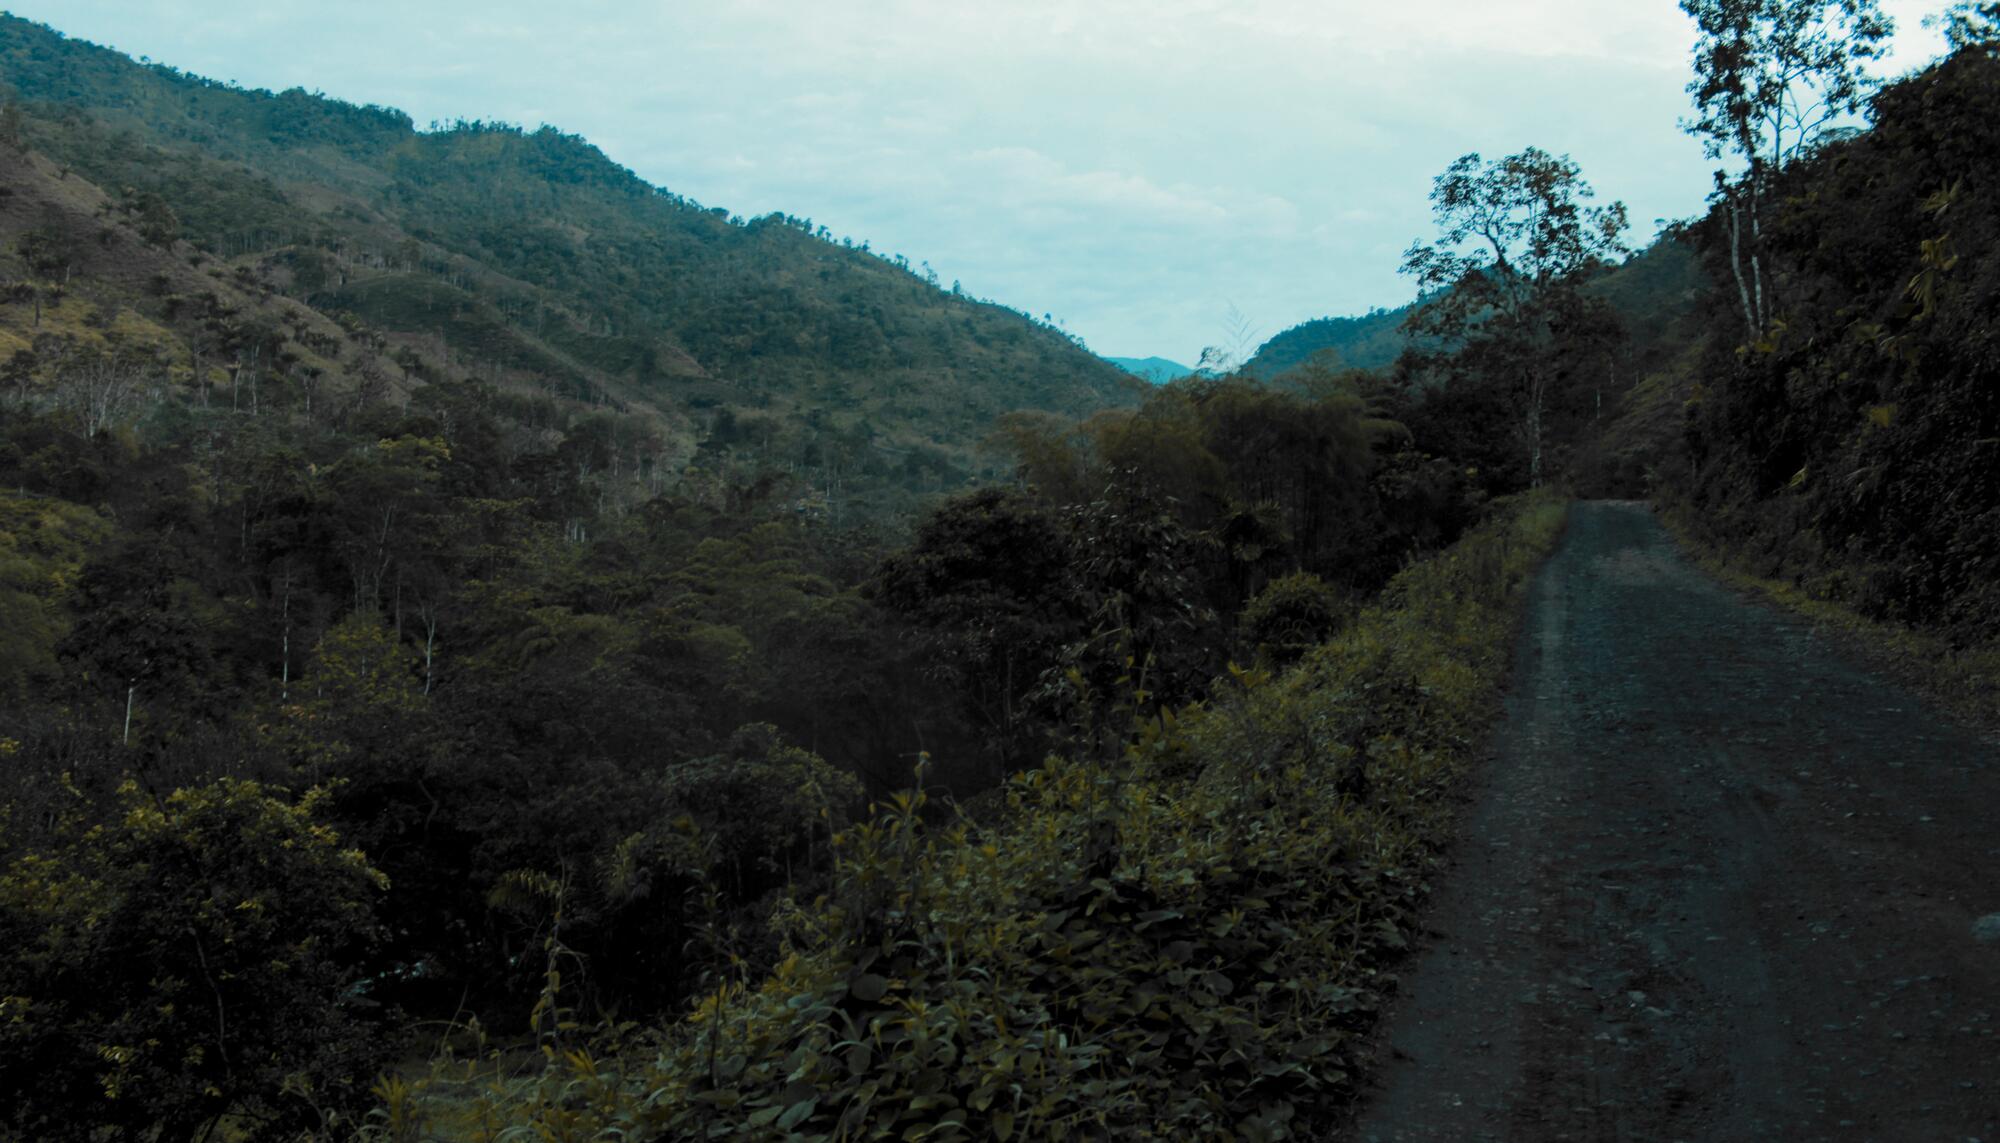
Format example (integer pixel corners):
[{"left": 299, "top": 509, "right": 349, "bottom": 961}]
[
  {"left": 1, "top": 777, "right": 390, "bottom": 1141},
  {"left": 377, "top": 492, "right": 1569, "bottom": 1141},
  {"left": 1238, "top": 571, "right": 1349, "bottom": 667}
]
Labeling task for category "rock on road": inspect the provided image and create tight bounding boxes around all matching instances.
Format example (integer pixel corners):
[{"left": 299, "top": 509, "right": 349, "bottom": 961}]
[{"left": 1349, "top": 501, "right": 2000, "bottom": 1143}]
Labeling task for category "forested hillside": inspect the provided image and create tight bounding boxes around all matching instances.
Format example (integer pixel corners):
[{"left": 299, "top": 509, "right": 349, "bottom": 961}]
[
  {"left": 1245, "top": 305, "right": 1411, "bottom": 376},
  {"left": 0, "top": 15, "right": 1141, "bottom": 518},
  {"left": 0, "top": 22, "right": 1509, "bottom": 1132},
  {"left": 5, "top": 1, "right": 1998, "bottom": 1139},
  {"left": 1668, "top": 39, "right": 2000, "bottom": 646}
]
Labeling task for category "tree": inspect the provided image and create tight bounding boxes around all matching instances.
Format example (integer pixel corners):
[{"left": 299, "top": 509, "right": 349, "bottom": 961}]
[
  {"left": 133, "top": 190, "right": 181, "bottom": 249},
  {"left": 1681, "top": 0, "right": 1894, "bottom": 336},
  {"left": 875, "top": 488, "right": 1082, "bottom": 780},
  {"left": 0, "top": 101, "right": 24, "bottom": 152},
  {"left": 52, "top": 352, "right": 147, "bottom": 438},
  {"left": 0, "top": 496, "right": 110, "bottom": 699},
  {"left": 17, "top": 217, "right": 78, "bottom": 285},
  {"left": 1400, "top": 148, "right": 1629, "bottom": 487},
  {"left": 1932, "top": 2, "right": 2000, "bottom": 51},
  {"left": 0, "top": 778, "right": 388, "bottom": 1141}
]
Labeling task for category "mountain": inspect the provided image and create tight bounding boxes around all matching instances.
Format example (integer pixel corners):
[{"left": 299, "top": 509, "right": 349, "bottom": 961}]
[
  {"left": 1106, "top": 355, "right": 1192, "bottom": 383},
  {"left": 1243, "top": 306, "right": 1411, "bottom": 377},
  {"left": 0, "top": 138, "right": 411, "bottom": 406},
  {"left": 1243, "top": 240, "right": 1704, "bottom": 382},
  {"left": 0, "top": 15, "right": 1142, "bottom": 513}
]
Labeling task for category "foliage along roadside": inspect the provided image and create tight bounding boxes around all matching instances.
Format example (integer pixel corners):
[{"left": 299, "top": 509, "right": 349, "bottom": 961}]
[
  {"left": 1655, "top": 504, "right": 2000, "bottom": 734},
  {"left": 1651, "top": 41, "right": 2000, "bottom": 732},
  {"left": 1671, "top": 44, "right": 2000, "bottom": 651},
  {"left": 371, "top": 491, "right": 1570, "bottom": 1142}
]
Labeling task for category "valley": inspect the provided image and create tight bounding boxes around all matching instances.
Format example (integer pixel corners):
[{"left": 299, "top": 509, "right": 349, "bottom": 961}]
[{"left": 3, "top": 3, "right": 1998, "bottom": 1140}]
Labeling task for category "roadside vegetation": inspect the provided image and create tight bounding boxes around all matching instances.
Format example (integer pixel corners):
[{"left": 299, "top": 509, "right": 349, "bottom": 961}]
[
  {"left": 4, "top": 0, "right": 2000, "bottom": 1138},
  {"left": 1649, "top": 8, "right": 2000, "bottom": 722},
  {"left": 365, "top": 493, "right": 1568, "bottom": 1142}
]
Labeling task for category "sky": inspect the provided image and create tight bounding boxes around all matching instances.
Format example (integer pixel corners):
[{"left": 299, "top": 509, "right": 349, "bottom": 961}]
[{"left": 7, "top": 1, "right": 1953, "bottom": 364}]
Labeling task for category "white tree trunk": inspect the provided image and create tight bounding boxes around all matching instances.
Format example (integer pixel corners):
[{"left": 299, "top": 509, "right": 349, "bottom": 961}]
[{"left": 1727, "top": 194, "right": 1757, "bottom": 338}]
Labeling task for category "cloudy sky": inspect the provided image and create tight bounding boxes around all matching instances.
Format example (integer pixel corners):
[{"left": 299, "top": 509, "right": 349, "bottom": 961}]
[{"left": 10, "top": 1, "right": 1952, "bottom": 363}]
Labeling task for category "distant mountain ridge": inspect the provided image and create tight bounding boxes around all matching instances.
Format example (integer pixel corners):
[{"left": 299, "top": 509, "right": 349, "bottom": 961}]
[
  {"left": 1106, "top": 355, "right": 1192, "bottom": 383},
  {"left": 0, "top": 14, "right": 1141, "bottom": 510}
]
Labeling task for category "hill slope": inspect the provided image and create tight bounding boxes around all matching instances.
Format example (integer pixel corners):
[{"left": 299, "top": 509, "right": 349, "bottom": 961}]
[
  {"left": 0, "top": 15, "right": 1141, "bottom": 511},
  {"left": 1244, "top": 240, "right": 1704, "bottom": 381},
  {"left": 1244, "top": 306, "right": 1411, "bottom": 377}
]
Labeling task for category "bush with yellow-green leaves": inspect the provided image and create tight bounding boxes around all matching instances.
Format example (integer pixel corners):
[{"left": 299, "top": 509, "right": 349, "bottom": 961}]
[
  {"left": 2, "top": 777, "right": 390, "bottom": 1142},
  {"left": 374, "top": 492, "right": 1568, "bottom": 1142}
]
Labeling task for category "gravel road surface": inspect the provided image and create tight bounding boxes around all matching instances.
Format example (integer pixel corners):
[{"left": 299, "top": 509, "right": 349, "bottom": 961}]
[{"left": 1349, "top": 501, "right": 2000, "bottom": 1142}]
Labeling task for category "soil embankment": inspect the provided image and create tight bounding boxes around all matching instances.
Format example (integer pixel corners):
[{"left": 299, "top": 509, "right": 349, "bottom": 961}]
[{"left": 1351, "top": 501, "right": 2000, "bottom": 1142}]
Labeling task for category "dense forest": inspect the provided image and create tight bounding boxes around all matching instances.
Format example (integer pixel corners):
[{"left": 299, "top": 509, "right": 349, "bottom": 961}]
[{"left": 3, "top": 1, "right": 1998, "bottom": 1139}]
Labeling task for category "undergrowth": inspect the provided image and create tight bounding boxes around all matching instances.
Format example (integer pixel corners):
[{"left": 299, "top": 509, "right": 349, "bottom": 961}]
[{"left": 363, "top": 491, "right": 1570, "bottom": 1142}]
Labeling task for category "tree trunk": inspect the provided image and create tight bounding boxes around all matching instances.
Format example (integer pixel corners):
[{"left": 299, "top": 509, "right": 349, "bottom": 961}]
[
  {"left": 1748, "top": 175, "right": 1767, "bottom": 329},
  {"left": 1727, "top": 193, "right": 1758, "bottom": 339},
  {"left": 280, "top": 570, "right": 292, "bottom": 701},
  {"left": 422, "top": 608, "right": 437, "bottom": 696},
  {"left": 1525, "top": 365, "right": 1547, "bottom": 489}
]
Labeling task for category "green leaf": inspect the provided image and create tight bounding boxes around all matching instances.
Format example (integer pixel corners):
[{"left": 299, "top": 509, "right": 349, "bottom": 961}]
[
  {"left": 993, "top": 1111, "right": 1016, "bottom": 1141},
  {"left": 850, "top": 973, "right": 890, "bottom": 1003},
  {"left": 776, "top": 1098, "right": 816, "bottom": 1130}
]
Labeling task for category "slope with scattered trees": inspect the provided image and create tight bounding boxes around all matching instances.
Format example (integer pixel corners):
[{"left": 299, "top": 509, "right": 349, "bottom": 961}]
[{"left": 0, "top": 14, "right": 1143, "bottom": 519}]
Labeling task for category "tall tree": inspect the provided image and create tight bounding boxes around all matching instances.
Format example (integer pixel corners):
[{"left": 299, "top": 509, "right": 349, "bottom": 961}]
[
  {"left": 1400, "top": 148, "right": 1629, "bottom": 487},
  {"left": 1680, "top": 0, "right": 1894, "bottom": 336},
  {"left": 1932, "top": 2, "right": 2000, "bottom": 51}
]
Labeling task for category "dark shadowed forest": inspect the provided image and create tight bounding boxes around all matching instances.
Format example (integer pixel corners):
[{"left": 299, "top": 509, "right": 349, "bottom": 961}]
[{"left": 2, "top": 2, "right": 1998, "bottom": 1139}]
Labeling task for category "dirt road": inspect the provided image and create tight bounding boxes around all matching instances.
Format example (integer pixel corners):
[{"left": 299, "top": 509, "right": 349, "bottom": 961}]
[{"left": 1349, "top": 501, "right": 2000, "bottom": 1142}]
